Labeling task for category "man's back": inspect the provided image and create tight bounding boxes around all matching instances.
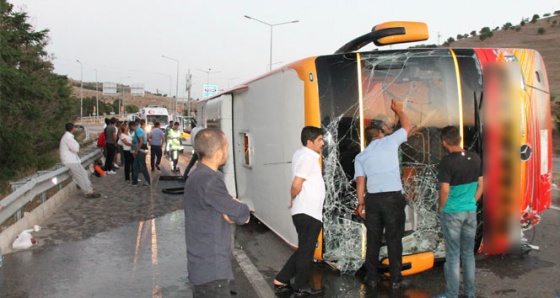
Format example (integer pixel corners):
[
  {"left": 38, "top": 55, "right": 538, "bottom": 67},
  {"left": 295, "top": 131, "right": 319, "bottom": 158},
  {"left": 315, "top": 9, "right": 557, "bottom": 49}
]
[
  {"left": 184, "top": 163, "right": 249, "bottom": 285},
  {"left": 438, "top": 151, "right": 481, "bottom": 212}
]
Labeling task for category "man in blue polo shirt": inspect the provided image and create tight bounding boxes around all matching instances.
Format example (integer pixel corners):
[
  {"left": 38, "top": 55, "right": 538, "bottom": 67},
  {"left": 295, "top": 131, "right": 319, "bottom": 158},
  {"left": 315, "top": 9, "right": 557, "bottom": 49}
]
[
  {"left": 354, "top": 99, "right": 411, "bottom": 289},
  {"left": 132, "top": 119, "right": 151, "bottom": 186},
  {"left": 435, "top": 125, "right": 483, "bottom": 298}
]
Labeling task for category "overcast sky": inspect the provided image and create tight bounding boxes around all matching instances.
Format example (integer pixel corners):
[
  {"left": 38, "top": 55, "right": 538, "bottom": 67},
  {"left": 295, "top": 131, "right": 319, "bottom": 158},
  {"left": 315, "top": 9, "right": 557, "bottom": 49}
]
[{"left": 9, "top": 0, "right": 557, "bottom": 99}]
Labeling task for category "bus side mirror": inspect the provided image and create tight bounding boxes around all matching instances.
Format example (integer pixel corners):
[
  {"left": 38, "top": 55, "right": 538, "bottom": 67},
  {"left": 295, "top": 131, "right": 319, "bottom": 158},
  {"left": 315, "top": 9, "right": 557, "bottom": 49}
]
[
  {"left": 373, "top": 21, "right": 429, "bottom": 46},
  {"left": 335, "top": 21, "right": 429, "bottom": 54}
]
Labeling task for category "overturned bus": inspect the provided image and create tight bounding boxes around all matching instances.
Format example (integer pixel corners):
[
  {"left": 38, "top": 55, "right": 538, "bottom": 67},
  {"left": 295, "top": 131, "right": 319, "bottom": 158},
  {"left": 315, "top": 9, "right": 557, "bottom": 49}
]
[{"left": 196, "top": 21, "right": 552, "bottom": 275}]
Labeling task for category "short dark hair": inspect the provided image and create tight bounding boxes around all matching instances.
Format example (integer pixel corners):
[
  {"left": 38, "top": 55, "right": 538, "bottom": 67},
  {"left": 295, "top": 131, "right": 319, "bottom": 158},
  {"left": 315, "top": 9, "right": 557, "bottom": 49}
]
[
  {"left": 194, "top": 128, "right": 226, "bottom": 160},
  {"left": 365, "top": 126, "right": 382, "bottom": 144},
  {"left": 441, "top": 126, "right": 461, "bottom": 146},
  {"left": 140, "top": 119, "right": 146, "bottom": 125},
  {"left": 129, "top": 121, "right": 138, "bottom": 128},
  {"left": 110, "top": 117, "right": 117, "bottom": 124},
  {"left": 65, "top": 123, "right": 74, "bottom": 132},
  {"left": 174, "top": 122, "right": 179, "bottom": 126},
  {"left": 154, "top": 122, "right": 160, "bottom": 127},
  {"left": 300, "top": 126, "right": 324, "bottom": 146}
]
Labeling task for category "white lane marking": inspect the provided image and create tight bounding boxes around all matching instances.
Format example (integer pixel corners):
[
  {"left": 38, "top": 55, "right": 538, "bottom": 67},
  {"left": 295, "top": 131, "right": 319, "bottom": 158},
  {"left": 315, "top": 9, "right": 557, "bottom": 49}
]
[
  {"left": 232, "top": 241, "right": 275, "bottom": 298},
  {"left": 549, "top": 205, "right": 560, "bottom": 211}
]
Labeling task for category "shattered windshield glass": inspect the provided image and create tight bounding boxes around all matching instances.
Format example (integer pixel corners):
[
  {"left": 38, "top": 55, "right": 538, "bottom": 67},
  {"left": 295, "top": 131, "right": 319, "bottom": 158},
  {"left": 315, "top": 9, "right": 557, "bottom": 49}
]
[{"left": 317, "top": 49, "right": 480, "bottom": 273}]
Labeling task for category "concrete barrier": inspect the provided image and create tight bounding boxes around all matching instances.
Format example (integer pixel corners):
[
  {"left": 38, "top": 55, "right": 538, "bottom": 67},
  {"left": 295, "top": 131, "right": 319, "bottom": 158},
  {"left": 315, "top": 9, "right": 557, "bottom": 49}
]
[{"left": 0, "top": 181, "right": 79, "bottom": 254}]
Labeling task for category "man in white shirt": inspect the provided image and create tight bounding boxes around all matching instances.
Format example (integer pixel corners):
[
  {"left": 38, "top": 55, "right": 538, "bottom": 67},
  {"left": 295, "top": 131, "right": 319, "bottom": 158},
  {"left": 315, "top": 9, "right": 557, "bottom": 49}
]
[
  {"left": 274, "top": 126, "right": 325, "bottom": 296},
  {"left": 60, "top": 123, "right": 100, "bottom": 199}
]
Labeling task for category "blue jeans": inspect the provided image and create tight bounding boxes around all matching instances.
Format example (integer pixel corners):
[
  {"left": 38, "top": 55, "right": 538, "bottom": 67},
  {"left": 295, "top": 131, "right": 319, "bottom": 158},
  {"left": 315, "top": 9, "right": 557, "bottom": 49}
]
[
  {"left": 440, "top": 211, "right": 477, "bottom": 298},
  {"left": 132, "top": 150, "right": 150, "bottom": 184}
]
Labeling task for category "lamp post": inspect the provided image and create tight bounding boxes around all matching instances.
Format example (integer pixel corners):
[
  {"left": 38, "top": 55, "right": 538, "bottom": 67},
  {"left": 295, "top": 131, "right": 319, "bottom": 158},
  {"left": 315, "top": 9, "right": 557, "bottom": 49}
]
[
  {"left": 196, "top": 68, "right": 220, "bottom": 97},
  {"left": 119, "top": 76, "right": 131, "bottom": 117},
  {"left": 94, "top": 69, "right": 98, "bottom": 119},
  {"left": 157, "top": 73, "right": 173, "bottom": 110},
  {"left": 76, "top": 60, "right": 83, "bottom": 122},
  {"left": 244, "top": 15, "right": 299, "bottom": 72},
  {"left": 162, "top": 55, "right": 179, "bottom": 117}
]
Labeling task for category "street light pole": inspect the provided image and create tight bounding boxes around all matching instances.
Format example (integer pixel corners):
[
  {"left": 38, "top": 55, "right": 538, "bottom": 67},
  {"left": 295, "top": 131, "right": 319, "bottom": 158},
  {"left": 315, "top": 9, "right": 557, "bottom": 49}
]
[
  {"left": 76, "top": 60, "right": 83, "bottom": 122},
  {"left": 119, "top": 76, "right": 131, "bottom": 117},
  {"left": 196, "top": 68, "right": 220, "bottom": 97},
  {"left": 244, "top": 15, "right": 299, "bottom": 71},
  {"left": 94, "top": 69, "right": 98, "bottom": 119},
  {"left": 157, "top": 73, "right": 173, "bottom": 110},
  {"left": 162, "top": 55, "right": 179, "bottom": 117}
]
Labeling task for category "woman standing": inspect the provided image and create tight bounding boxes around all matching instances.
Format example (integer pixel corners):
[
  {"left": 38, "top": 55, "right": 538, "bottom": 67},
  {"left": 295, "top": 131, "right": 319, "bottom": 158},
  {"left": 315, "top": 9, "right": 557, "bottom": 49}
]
[{"left": 119, "top": 123, "right": 135, "bottom": 181}]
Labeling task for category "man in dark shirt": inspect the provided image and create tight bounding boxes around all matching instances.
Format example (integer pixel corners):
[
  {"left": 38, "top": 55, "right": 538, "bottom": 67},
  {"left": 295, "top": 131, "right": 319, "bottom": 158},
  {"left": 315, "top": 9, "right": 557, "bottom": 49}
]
[
  {"left": 436, "top": 125, "right": 483, "bottom": 298},
  {"left": 184, "top": 128, "right": 250, "bottom": 297}
]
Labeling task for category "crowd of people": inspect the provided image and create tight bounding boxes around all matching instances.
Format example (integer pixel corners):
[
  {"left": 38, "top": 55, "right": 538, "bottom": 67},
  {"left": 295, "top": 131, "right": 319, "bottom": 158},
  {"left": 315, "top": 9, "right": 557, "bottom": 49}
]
[
  {"left": 62, "top": 118, "right": 188, "bottom": 196},
  {"left": 62, "top": 100, "right": 483, "bottom": 298}
]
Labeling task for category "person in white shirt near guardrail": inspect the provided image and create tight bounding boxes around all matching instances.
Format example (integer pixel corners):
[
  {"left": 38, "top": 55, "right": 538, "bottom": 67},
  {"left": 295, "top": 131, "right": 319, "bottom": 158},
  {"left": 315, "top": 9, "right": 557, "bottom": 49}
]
[{"left": 60, "top": 123, "right": 101, "bottom": 199}]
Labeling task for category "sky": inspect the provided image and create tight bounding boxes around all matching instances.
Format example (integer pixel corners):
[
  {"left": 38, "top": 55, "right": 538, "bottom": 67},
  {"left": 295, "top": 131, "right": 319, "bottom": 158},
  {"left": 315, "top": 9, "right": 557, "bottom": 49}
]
[{"left": 9, "top": 0, "right": 557, "bottom": 100}]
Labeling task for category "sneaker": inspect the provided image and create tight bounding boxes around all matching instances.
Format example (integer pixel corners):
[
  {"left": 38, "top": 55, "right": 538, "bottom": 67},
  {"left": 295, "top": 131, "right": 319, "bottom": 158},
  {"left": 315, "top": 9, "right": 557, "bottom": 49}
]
[
  {"left": 143, "top": 181, "right": 151, "bottom": 186},
  {"left": 113, "top": 164, "right": 120, "bottom": 169},
  {"left": 131, "top": 183, "right": 138, "bottom": 186},
  {"left": 107, "top": 170, "right": 117, "bottom": 175},
  {"left": 156, "top": 165, "right": 161, "bottom": 171},
  {"left": 85, "top": 193, "right": 101, "bottom": 199}
]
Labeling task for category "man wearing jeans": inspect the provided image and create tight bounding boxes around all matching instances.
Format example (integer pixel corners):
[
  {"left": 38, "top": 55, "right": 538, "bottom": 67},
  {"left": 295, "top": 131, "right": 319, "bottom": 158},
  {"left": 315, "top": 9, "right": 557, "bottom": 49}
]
[
  {"left": 436, "top": 125, "right": 483, "bottom": 298},
  {"left": 274, "top": 126, "right": 325, "bottom": 296},
  {"left": 132, "top": 119, "right": 151, "bottom": 186}
]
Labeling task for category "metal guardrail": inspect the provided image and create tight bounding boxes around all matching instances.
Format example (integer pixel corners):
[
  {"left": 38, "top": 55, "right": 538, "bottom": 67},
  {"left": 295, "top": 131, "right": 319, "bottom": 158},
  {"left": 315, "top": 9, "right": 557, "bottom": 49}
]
[{"left": 0, "top": 148, "right": 102, "bottom": 225}]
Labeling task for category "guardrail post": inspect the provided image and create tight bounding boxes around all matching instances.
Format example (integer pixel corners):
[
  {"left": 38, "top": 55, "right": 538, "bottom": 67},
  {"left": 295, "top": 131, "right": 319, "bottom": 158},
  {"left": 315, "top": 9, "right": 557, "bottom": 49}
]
[{"left": 40, "top": 192, "right": 47, "bottom": 204}]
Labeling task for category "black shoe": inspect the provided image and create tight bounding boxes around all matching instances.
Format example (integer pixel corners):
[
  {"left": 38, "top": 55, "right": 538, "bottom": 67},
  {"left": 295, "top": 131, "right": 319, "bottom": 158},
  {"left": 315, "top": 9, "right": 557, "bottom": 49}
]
[
  {"left": 391, "top": 278, "right": 410, "bottom": 289},
  {"left": 156, "top": 165, "right": 161, "bottom": 170},
  {"left": 363, "top": 276, "right": 378, "bottom": 288},
  {"left": 273, "top": 283, "right": 292, "bottom": 294},
  {"left": 294, "top": 287, "right": 323, "bottom": 296}
]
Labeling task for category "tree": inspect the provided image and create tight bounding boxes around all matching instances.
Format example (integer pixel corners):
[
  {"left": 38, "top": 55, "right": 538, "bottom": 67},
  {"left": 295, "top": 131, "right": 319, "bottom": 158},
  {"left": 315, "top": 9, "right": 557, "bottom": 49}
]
[
  {"left": 531, "top": 14, "right": 540, "bottom": 23},
  {"left": 0, "top": 0, "right": 76, "bottom": 183},
  {"left": 502, "top": 22, "right": 513, "bottom": 30},
  {"left": 470, "top": 30, "right": 477, "bottom": 36},
  {"left": 537, "top": 27, "right": 546, "bottom": 34}
]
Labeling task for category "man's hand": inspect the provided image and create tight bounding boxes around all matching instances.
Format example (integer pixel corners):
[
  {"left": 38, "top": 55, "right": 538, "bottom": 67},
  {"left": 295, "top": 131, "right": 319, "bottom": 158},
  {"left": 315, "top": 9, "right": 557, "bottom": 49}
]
[
  {"left": 223, "top": 214, "right": 234, "bottom": 224},
  {"left": 289, "top": 197, "right": 295, "bottom": 209},
  {"left": 357, "top": 204, "right": 365, "bottom": 219},
  {"left": 390, "top": 99, "right": 403, "bottom": 113}
]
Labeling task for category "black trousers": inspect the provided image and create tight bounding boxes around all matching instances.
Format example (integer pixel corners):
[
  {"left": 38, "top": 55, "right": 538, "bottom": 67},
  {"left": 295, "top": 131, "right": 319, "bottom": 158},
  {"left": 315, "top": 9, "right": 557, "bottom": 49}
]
[
  {"left": 123, "top": 150, "right": 134, "bottom": 180},
  {"left": 364, "top": 191, "right": 406, "bottom": 282},
  {"left": 104, "top": 143, "right": 117, "bottom": 171},
  {"left": 193, "top": 279, "right": 230, "bottom": 298},
  {"left": 184, "top": 151, "right": 198, "bottom": 176},
  {"left": 150, "top": 145, "right": 162, "bottom": 170},
  {"left": 276, "top": 213, "right": 322, "bottom": 290}
]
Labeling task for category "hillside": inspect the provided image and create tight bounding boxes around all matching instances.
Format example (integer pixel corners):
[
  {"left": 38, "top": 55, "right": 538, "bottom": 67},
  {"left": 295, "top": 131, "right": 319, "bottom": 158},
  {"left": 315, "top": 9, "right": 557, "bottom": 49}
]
[
  {"left": 448, "top": 15, "right": 560, "bottom": 97},
  {"left": 70, "top": 85, "right": 195, "bottom": 116}
]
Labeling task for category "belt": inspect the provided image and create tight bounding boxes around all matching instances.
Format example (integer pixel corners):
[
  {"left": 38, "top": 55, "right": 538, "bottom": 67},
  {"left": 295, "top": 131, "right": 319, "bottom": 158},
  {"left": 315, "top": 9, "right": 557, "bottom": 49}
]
[{"left": 367, "top": 190, "right": 401, "bottom": 196}]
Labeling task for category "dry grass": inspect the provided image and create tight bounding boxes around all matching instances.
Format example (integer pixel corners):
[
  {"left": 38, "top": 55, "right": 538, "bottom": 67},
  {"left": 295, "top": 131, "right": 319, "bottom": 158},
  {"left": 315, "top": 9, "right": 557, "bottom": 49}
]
[{"left": 450, "top": 15, "right": 560, "bottom": 97}]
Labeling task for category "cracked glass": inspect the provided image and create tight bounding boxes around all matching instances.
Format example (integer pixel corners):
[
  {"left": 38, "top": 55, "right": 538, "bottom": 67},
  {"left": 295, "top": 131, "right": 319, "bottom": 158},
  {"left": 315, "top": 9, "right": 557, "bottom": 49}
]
[{"left": 316, "top": 49, "right": 481, "bottom": 273}]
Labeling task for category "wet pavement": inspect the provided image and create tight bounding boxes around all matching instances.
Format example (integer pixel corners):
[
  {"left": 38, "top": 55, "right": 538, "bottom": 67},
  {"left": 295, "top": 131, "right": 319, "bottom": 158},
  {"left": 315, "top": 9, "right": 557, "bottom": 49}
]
[
  {"left": 0, "top": 152, "right": 257, "bottom": 298},
  {"left": 1, "top": 147, "right": 560, "bottom": 297}
]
